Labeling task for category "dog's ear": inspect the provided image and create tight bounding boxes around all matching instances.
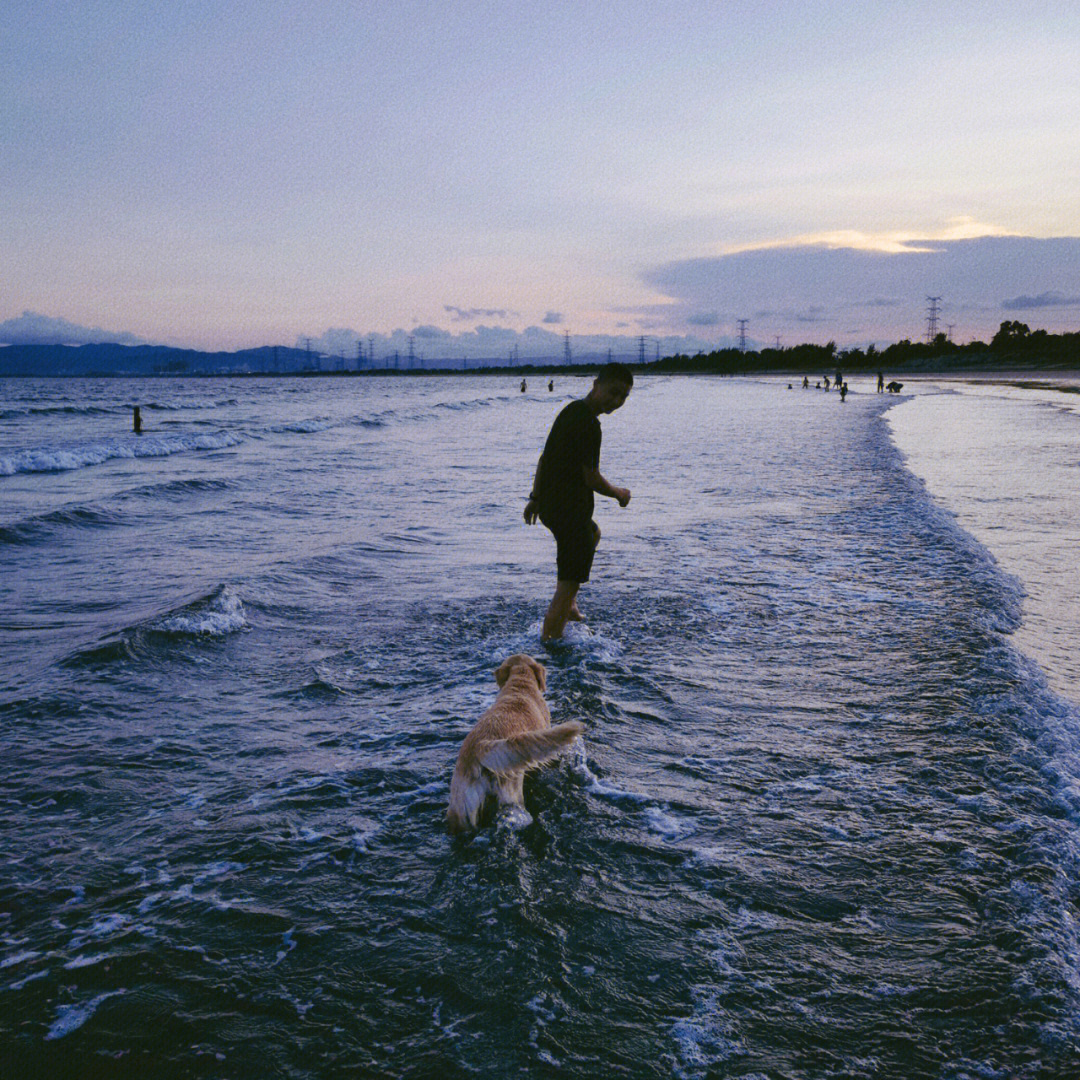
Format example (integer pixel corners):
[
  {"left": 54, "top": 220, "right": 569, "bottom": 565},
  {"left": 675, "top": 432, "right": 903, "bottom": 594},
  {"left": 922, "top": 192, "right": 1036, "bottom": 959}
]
[
  {"left": 528, "top": 657, "right": 547, "bottom": 693},
  {"left": 494, "top": 657, "right": 513, "bottom": 687}
]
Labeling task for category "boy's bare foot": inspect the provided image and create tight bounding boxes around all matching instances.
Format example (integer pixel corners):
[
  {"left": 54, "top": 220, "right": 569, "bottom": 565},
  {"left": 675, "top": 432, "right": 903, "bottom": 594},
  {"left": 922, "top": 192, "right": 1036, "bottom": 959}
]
[{"left": 568, "top": 604, "right": 585, "bottom": 622}]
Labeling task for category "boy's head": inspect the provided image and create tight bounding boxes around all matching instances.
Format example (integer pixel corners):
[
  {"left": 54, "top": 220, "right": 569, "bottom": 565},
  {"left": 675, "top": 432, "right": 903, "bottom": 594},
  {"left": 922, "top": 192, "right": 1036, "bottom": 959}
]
[{"left": 592, "top": 363, "right": 633, "bottom": 413}]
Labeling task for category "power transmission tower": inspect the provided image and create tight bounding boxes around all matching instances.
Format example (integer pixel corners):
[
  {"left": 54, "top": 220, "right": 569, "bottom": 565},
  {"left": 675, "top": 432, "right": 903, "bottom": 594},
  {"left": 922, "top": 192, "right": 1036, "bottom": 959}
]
[
  {"left": 408, "top": 335, "right": 415, "bottom": 368},
  {"left": 655, "top": 340, "right": 660, "bottom": 362},
  {"left": 737, "top": 319, "right": 748, "bottom": 352},
  {"left": 946, "top": 323, "right": 956, "bottom": 342},
  {"left": 775, "top": 335, "right": 782, "bottom": 350},
  {"left": 925, "top": 296, "right": 942, "bottom": 343},
  {"left": 369, "top": 335, "right": 375, "bottom": 366},
  {"left": 638, "top": 335, "right": 646, "bottom": 364},
  {"left": 563, "top": 331, "right": 571, "bottom": 366}
]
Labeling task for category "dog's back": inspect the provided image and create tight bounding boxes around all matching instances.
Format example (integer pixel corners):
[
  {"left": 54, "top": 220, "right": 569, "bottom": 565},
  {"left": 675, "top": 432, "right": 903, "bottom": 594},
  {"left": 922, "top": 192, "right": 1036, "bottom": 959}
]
[{"left": 447, "top": 654, "right": 583, "bottom": 834}]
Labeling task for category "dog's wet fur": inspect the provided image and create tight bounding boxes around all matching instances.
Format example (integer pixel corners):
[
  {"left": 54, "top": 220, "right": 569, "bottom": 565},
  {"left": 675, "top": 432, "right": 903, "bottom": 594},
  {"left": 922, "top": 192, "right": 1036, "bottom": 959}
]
[{"left": 447, "top": 653, "right": 584, "bottom": 834}]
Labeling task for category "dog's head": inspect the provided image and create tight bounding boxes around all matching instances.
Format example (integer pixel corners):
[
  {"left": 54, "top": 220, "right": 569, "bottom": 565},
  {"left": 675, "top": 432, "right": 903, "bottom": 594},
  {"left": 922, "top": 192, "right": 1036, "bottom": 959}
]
[{"left": 494, "top": 653, "right": 546, "bottom": 693}]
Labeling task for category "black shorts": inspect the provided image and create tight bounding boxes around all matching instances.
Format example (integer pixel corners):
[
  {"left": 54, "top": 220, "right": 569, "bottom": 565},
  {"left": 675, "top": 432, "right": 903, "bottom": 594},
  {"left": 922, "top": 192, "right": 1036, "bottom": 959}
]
[{"left": 539, "top": 510, "right": 598, "bottom": 583}]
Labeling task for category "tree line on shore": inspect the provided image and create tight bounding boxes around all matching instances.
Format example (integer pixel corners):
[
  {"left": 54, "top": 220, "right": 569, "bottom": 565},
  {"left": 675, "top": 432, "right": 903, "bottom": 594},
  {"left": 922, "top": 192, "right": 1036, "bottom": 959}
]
[{"left": 653, "top": 322, "right": 1080, "bottom": 375}]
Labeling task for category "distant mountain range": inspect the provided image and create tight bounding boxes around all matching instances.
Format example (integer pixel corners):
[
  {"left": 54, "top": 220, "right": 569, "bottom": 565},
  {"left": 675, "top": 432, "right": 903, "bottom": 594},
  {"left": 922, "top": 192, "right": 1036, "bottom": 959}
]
[{"left": 0, "top": 343, "right": 345, "bottom": 376}]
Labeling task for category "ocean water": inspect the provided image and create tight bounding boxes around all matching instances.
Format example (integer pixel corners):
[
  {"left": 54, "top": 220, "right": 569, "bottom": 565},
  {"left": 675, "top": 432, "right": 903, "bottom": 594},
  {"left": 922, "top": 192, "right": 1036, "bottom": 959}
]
[{"left": 2, "top": 373, "right": 1080, "bottom": 1079}]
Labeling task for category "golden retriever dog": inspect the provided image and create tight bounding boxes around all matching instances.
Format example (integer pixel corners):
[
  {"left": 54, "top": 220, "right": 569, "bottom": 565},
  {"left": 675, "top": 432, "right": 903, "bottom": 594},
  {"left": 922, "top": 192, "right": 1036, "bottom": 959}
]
[{"left": 447, "top": 654, "right": 583, "bottom": 834}]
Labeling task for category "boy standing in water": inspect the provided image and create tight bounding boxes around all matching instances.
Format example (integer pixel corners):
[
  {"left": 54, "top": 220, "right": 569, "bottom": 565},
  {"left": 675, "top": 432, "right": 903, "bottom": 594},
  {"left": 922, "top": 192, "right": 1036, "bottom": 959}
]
[{"left": 524, "top": 363, "right": 633, "bottom": 640}]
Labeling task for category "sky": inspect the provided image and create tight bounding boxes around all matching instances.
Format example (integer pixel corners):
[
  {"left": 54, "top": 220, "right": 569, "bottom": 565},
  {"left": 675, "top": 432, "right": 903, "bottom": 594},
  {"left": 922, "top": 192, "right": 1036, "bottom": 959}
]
[{"left": 2, "top": 1, "right": 1079, "bottom": 356}]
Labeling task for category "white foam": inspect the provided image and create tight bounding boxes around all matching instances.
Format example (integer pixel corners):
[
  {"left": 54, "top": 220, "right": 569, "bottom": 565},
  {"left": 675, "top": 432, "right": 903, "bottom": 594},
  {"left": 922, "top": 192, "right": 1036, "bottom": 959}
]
[
  {"left": 64, "top": 952, "right": 112, "bottom": 969},
  {"left": 45, "top": 989, "right": 125, "bottom": 1040},
  {"left": 9, "top": 968, "right": 49, "bottom": 991},
  {"left": 274, "top": 927, "right": 297, "bottom": 966},
  {"left": 568, "top": 740, "right": 649, "bottom": 805},
  {"left": 156, "top": 586, "right": 247, "bottom": 636},
  {"left": 495, "top": 804, "right": 534, "bottom": 831},
  {"left": 644, "top": 807, "right": 696, "bottom": 841},
  {"left": 192, "top": 860, "right": 244, "bottom": 885},
  {"left": 0, "top": 430, "right": 243, "bottom": 476},
  {"left": 70, "top": 913, "right": 130, "bottom": 945},
  {"left": 1, "top": 950, "right": 41, "bottom": 969}
]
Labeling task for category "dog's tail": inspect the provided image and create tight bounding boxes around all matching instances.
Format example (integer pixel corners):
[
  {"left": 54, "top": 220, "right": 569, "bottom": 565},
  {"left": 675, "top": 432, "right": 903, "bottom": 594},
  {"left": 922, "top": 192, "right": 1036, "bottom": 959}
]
[{"left": 478, "top": 721, "right": 584, "bottom": 774}]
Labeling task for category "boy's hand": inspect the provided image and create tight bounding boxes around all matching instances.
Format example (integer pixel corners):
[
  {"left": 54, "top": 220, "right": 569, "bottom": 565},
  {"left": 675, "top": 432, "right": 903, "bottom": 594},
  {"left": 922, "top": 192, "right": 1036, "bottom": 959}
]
[
  {"left": 616, "top": 488, "right": 631, "bottom": 508},
  {"left": 524, "top": 499, "right": 539, "bottom": 524}
]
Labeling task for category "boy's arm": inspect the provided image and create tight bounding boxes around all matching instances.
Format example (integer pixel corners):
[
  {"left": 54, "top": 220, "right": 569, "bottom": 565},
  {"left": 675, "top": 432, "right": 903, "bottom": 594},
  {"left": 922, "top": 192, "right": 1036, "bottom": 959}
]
[
  {"left": 523, "top": 460, "right": 543, "bottom": 524},
  {"left": 582, "top": 465, "right": 630, "bottom": 507}
]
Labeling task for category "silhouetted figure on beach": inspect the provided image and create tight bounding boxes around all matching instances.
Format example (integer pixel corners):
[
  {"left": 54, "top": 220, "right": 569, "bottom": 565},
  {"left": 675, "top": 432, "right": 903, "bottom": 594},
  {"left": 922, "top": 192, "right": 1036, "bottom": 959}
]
[
  {"left": 520, "top": 379, "right": 527, "bottom": 393},
  {"left": 835, "top": 369, "right": 843, "bottom": 389},
  {"left": 823, "top": 375, "right": 831, "bottom": 390},
  {"left": 802, "top": 376, "right": 809, "bottom": 389},
  {"left": 886, "top": 381, "right": 903, "bottom": 393},
  {"left": 839, "top": 382, "right": 848, "bottom": 401},
  {"left": 524, "top": 363, "right": 633, "bottom": 640},
  {"left": 548, "top": 379, "right": 554, "bottom": 392},
  {"left": 877, "top": 371, "right": 885, "bottom": 393},
  {"left": 133, "top": 406, "right": 142, "bottom": 434}
]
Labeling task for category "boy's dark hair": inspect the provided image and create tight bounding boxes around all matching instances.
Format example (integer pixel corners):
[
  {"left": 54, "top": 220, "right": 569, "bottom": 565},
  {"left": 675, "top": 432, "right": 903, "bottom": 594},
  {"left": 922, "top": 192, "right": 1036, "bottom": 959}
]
[{"left": 596, "top": 362, "right": 634, "bottom": 387}]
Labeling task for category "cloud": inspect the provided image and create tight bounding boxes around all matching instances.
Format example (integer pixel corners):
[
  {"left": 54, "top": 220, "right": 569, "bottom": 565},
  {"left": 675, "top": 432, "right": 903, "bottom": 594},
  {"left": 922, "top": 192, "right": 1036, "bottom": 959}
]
[
  {"left": 642, "top": 235, "right": 1080, "bottom": 343},
  {"left": 444, "top": 305, "right": 516, "bottom": 321},
  {"left": 542, "top": 311, "right": 563, "bottom": 324},
  {"left": 1001, "top": 291, "right": 1080, "bottom": 311},
  {"left": 0, "top": 311, "right": 147, "bottom": 346},
  {"left": 686, "top": 311, "right": 720, "bottom": 326},
  {"left": 413, "top": 324, "right": 449, "bottom": 339}
]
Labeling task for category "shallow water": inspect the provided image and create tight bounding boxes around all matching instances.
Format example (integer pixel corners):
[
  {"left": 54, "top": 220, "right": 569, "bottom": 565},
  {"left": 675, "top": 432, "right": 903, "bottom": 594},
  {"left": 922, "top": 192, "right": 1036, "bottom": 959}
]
[{"left": 3, "top": 374, "right": 1080, "bottom": 1078}]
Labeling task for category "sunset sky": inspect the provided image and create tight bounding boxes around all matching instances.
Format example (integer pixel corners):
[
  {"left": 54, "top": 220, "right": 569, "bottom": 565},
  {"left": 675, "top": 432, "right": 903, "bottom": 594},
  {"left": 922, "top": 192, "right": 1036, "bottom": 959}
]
[{"left": 3, "top": 1, "right": 1079, "bottom": 355}]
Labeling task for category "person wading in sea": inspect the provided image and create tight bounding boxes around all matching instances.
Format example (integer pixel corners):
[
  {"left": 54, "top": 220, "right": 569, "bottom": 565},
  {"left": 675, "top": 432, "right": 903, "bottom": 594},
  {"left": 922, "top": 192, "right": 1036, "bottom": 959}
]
[{"left": 524, "top": 363, "right": 633, "bottom": 640}]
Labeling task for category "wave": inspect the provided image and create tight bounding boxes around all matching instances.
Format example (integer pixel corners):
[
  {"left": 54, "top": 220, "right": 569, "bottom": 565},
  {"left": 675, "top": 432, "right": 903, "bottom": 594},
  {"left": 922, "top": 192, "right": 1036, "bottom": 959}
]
[
  {"left": 0, "top": 397, "right": 237, "bottom": 420},
  {"left": 0, "top": 403, "right": 118, "bottom": 420},
  {"left": 153, "top": 584, "right": 248, "bottom": 636},
  {"left": 0, "top": 504, "right": 125, "bottom": 546},
  {"left": 0, "top": 430, "right": 244, "bottom": 476},
  {"left": 0, "top": 388, "right": 520, "bottom": 480},
  {"left": 62, "top": 584, "right": 249, "bottom": 668}
]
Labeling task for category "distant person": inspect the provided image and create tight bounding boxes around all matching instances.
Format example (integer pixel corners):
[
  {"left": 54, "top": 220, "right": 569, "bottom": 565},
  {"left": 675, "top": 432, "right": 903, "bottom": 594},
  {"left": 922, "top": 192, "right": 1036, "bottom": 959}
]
[
  {"left": 524, "top": 363, "right": 633, "bottom": 641},
  {"left": 886, "top": 381, "right": 904, "bottom": 393},
  {"left": 133, "top": 406, "right": 143, "bottom": 434},
  {"left": 835, "top": 369, "right": 843, "bottom": 388},
  {"left": 877, "top": 371, "right": 885, "bottom": 393},
  {"left": 839, "top": 382, "right": 848, "bottom": 401},
  {"left": 520, "top": 379, "right": 527, "bottom": 393},
  {"left": 823, "top": 375, "right": 831, "bottom": 390},
  {"left": 802, "top": 376, "right": 809, "bottom": 389},
  {"left": 548, "top": 379, "right": 554, "bottom": 392}
]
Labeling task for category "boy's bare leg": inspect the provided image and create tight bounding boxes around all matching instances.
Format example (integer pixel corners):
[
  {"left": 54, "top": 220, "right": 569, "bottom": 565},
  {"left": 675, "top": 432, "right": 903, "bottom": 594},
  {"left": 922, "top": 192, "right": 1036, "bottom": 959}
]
[
  {"left": 568, "top": 521, "right": 599, "bottom": 622},
  {"left": 542, "top": 579, "right": 580, "bottom": 640}
]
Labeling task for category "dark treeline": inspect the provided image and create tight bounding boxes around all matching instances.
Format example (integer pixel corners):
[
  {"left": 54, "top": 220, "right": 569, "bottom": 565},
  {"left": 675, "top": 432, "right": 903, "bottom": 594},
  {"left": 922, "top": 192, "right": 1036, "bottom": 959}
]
[
  {"left": 2, "top": 322, "right": 1079, "bottom": 377},
  {"left": 653, "top": 322, "right": 1080, "bottom": 376}
]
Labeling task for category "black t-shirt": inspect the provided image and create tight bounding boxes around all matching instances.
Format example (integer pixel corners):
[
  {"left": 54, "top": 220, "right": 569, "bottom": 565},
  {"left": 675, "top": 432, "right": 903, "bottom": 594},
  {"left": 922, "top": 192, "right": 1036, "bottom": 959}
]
[{"left": 534, "top": 400, "right": 601, "bottom": 520}]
